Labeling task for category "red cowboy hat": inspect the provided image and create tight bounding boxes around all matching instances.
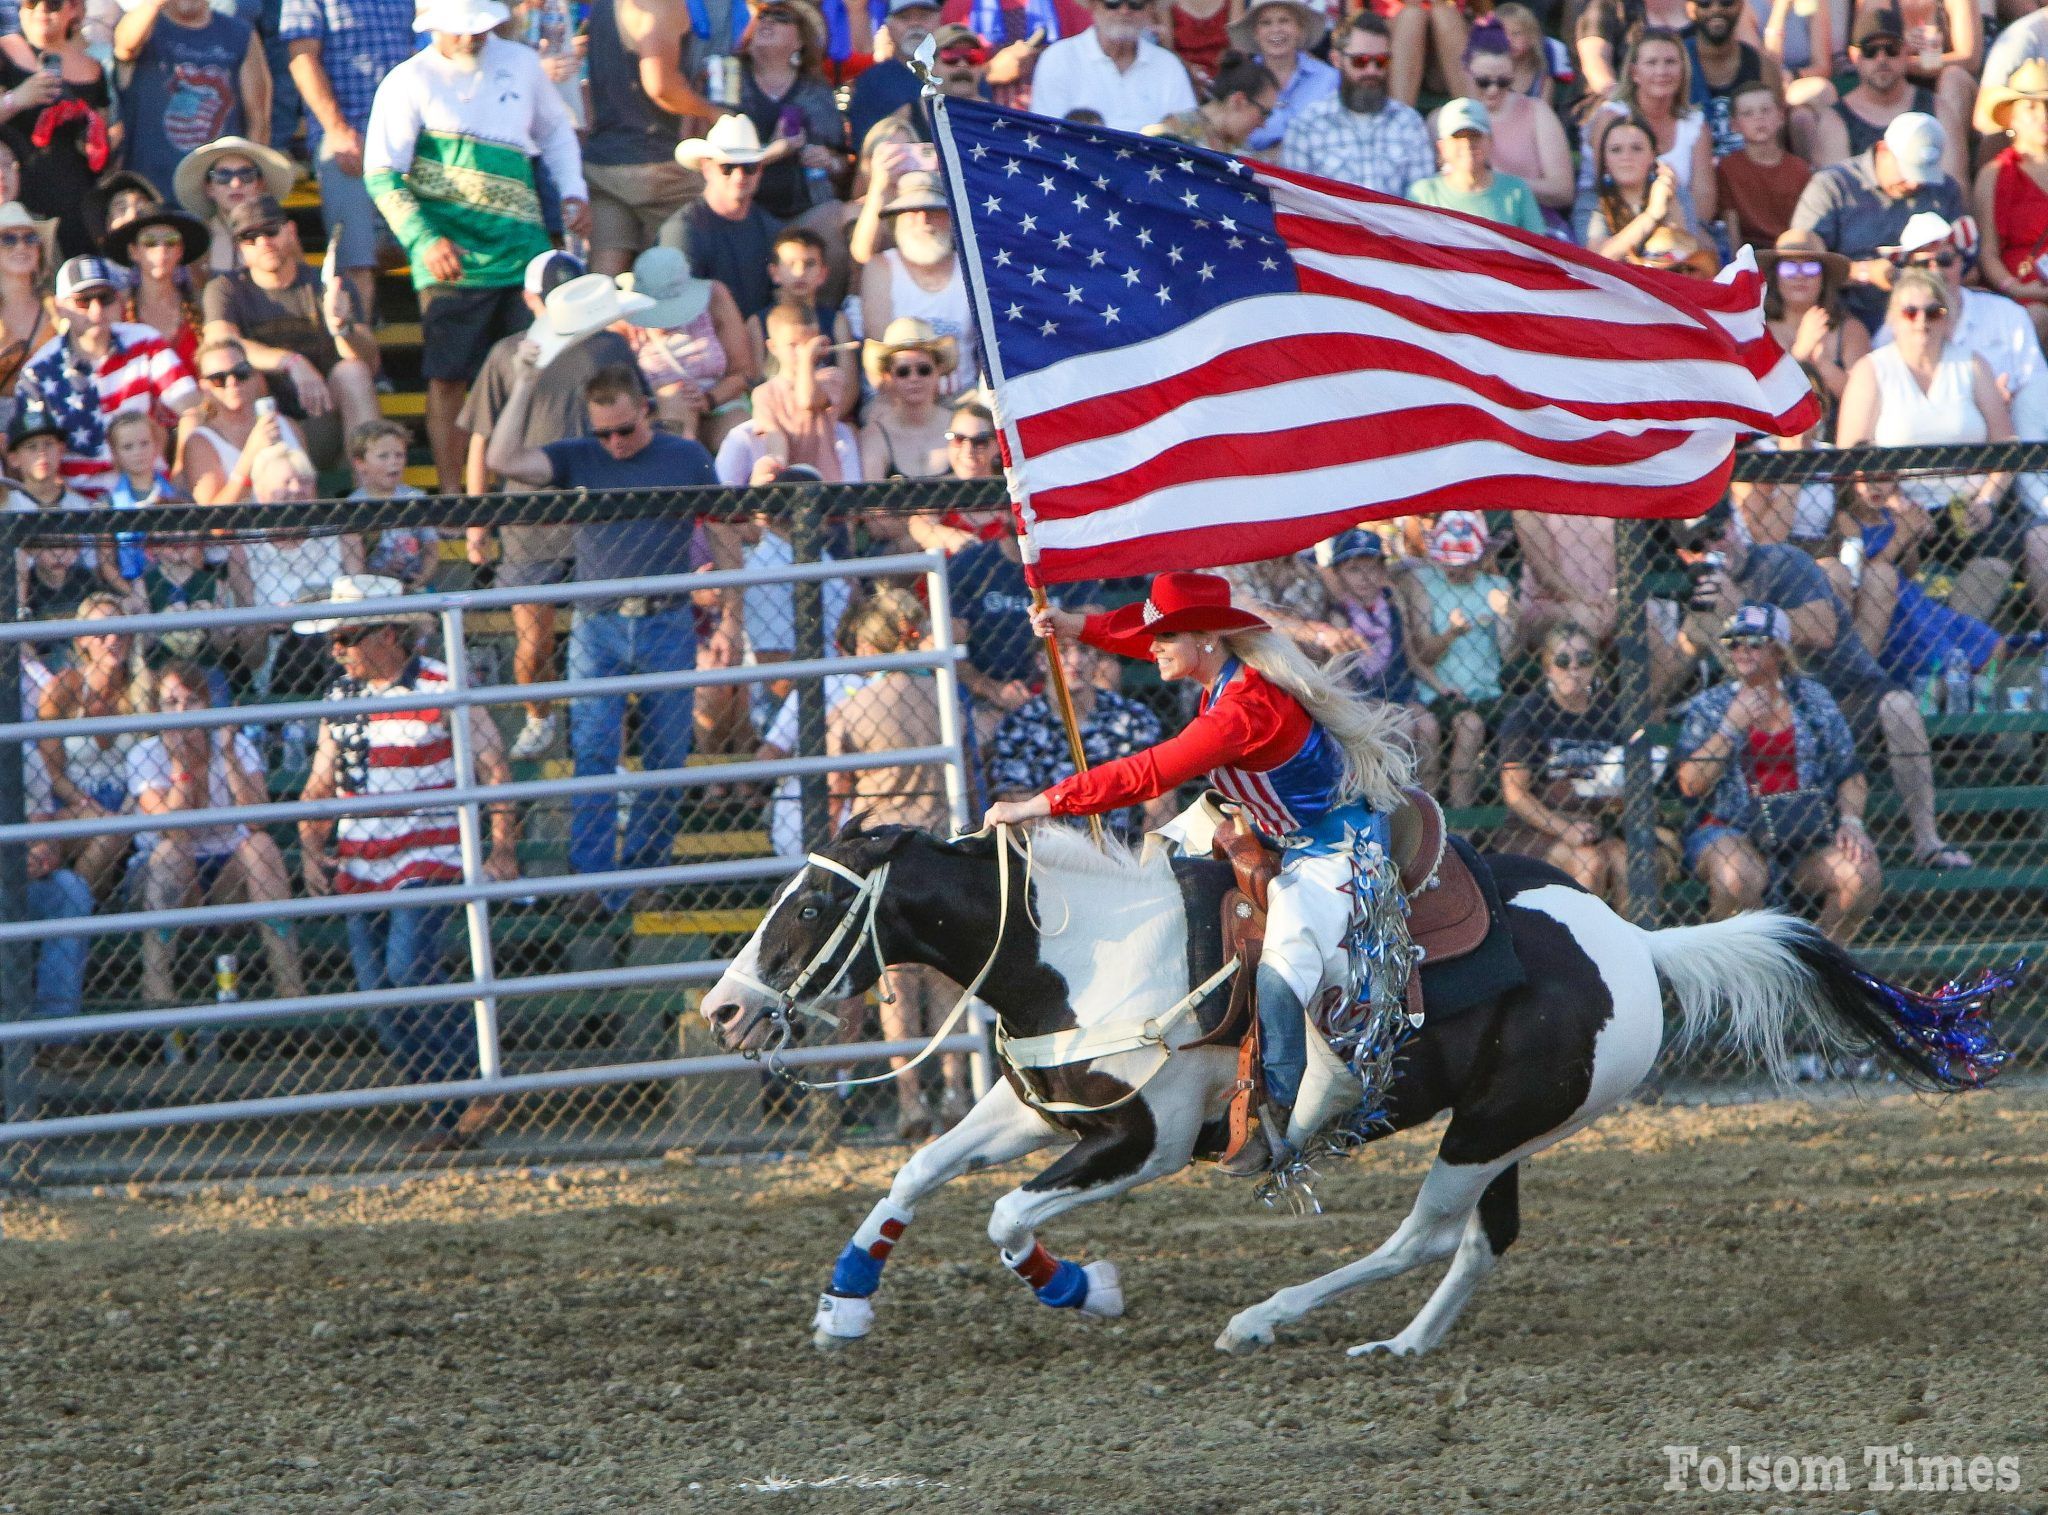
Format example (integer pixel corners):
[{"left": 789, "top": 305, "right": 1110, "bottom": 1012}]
[{"left": 1097, "top": 571, "right": 1270, "bottom": 640}]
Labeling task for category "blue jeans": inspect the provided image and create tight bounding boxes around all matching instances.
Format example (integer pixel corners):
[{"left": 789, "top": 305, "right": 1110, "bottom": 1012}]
[
  {"left": 28, "top": 868, "right": 92, "bottom": 1026},
  {"left": 346, "top": 886, "right": 474, "bottom": 1132},
  {"left": 568, "top": 606, "right": 697, "bottom": 900}
]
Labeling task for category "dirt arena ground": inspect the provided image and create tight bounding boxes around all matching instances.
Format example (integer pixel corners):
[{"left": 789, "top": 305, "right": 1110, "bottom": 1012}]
[{"left": 4, "top": 1089, "right": 2046, "bottom": 1515}]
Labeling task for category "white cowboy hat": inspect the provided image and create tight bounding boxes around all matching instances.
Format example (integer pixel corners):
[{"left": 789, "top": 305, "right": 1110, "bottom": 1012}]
[
  {"left": 291, "top": 575, "right": 433, "bottom": 634},
  {"left": 171, "top": 135, "right": 297, "bottom": 221},
  {"left": 1879, "top": 210, "right": 1979, "bottom": 261},
  {"left": 619, "top": 245, "right": 712, "bottom": 330},
  {"left": 676, "top": 114, "right": 775, "bottom": 169},
  {"left": 1226, "top": 0, "right": 1327, "bottom": 56},
  {"left": 531, "top": 273, "right": 655, "bottom": 368},
  {"left": 0, "top": 201, "right": 58, "bottom": 274},
  {"left": 414, "top": 0, "right": 511, "bottom": 33}
]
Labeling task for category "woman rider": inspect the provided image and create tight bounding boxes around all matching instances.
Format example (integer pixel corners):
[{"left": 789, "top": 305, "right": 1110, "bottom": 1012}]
[{"left": 983, "top": 571, "right": 1415, "bottom": 1175}]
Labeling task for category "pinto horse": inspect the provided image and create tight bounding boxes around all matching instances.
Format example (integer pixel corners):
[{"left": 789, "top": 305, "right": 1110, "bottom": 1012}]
[{"left": 700, "top": 824, "right": 2007, "bottom": 1357}]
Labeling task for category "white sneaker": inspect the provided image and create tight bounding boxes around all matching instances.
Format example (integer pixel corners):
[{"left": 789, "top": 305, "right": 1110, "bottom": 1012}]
[{"left": 509, "top": 712, "right": 558, "bottom": 761}]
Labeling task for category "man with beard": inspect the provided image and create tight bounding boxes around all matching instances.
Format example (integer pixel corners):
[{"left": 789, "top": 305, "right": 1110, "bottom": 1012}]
[
  {"left": 1685, "top": 0, "right": 1787, "bottom": 160},
  {"left": 1030, "top": 0, "right": 1195, "bottom": 133},
  {"left": 1280, "top": 14, "right": 1432, "bottom": 198},
  {"left": 365, "top": 0, "right": 588, "bottom": 491},
  {"left": 857, "top": 171, "right": 978, "bottom": 394},
  {"left": 1810, "top": 8, "right": 1964, "bottom": 183}
]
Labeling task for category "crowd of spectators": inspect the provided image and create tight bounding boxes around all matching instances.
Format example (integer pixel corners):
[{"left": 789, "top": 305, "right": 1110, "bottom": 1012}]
[{"left": 11, "top": 0, "right": 2048, "bottom": 1137}]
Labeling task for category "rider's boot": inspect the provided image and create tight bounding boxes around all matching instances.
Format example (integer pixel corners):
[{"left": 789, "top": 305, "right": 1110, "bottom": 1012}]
[{"left": 1218, "top": 966, "right": 1307, "bottom": 1177}]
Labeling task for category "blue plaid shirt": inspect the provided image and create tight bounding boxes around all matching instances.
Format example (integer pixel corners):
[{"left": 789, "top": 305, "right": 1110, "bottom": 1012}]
[{"left": 278, "top": 0, "right": 419, "bottom": 141}]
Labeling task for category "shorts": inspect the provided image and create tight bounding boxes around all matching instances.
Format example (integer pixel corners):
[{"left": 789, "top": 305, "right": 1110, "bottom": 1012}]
[
  {"left": 584, "top": 159, "right": 702, "bottom": 257},
  {"left": 495, "top": 554, "right": 572, "bottom": 588},
  {"left": 419, "top": 283, "right": 532, "bottom": 385},
  {"left": 1683, "top": 822, "right": 1748, "bottom": 875},
  {"left": 315, "top": 143, "right": 388, "bottom": 271}
]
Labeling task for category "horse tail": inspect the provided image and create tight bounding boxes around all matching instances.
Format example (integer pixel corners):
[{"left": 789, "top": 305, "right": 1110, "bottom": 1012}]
[{"left": 1643, "top": 911, "right": 2015, "bottom": 1092}]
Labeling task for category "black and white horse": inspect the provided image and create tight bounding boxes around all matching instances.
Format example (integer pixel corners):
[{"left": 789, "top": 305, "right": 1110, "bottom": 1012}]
[{"left": 700, "top": 824, "right": 2006, "bottom": 1356}]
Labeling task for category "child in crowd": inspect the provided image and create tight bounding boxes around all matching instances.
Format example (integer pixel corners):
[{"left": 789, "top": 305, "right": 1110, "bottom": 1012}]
[
  {"left": 1715, "top": 82, "right": 1812, "bottom": 250},
  {"left": 748, "top": 228, "right": 857, "bottom": 417},
  {"left": 105, "top": 412, "right": 184, "bottom": 598},
  {"left": 347, "top": 420, "right": 437, "bottom": 591},
  {"left": 1400, "top": 512, "right": 1518, "bottom": 809},
  {"left": 747, "top": 305, "right": 854, "bottom": 479},
  {"left": 1319, "top": 529, "right": 1444, "bottom": 794},
  {"left": 140, "top": 536, "right": 240, "bottom": 704}
]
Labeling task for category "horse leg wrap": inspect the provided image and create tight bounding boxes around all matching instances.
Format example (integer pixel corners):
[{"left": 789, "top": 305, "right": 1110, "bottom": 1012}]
[
  {"left": 830, "top": 1199, "right": 912, "bottom": 1297},
  {"left": 1003, "top": 1241, "right": 1090, "bottom": 1309}
]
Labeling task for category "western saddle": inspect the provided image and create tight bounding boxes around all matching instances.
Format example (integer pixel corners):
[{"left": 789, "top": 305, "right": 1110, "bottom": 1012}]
[{"left": 1190, "top": 787, "right": 1492, "bottom": 1165}]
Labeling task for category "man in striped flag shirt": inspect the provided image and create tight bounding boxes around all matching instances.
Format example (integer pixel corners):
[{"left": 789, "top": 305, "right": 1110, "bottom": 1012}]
[{"left": 297, "top": 572, "right": 520, "bottom": 1152}]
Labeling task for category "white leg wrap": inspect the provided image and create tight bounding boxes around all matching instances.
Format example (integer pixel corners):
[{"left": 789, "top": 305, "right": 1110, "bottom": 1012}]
[
  {"left": 1076, "top": 1261, "right": 1124, "bottom": 1321},
  {"left": 811, "top": 1291, "right": 875, "bottom": 1345}
]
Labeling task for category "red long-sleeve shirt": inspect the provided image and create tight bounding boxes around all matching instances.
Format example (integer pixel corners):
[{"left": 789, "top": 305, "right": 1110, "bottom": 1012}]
[{"left": 1043, "top": 613, "right": 1315, "bottom": 821}]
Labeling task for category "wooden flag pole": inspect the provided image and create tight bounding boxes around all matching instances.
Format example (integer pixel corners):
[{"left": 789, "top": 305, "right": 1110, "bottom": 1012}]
[{"left": 1028, "top": 586, "right": 1107, "bottom": 848}]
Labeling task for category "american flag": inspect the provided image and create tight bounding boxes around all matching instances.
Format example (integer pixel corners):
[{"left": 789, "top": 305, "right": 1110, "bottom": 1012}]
[{"left": 928, "top": 94, "right": 1819, "bottom": 585}]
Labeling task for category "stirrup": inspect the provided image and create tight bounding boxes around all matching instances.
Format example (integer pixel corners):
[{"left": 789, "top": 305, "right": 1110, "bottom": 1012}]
[{"left": 1218, "top": 1101, "right": 1292, "bottom": 1177}]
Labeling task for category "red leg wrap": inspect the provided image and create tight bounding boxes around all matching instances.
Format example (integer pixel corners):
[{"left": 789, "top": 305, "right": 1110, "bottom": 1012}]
[{"left": 1010, "top": 1240, "right": 1060, "bottom": 1290}]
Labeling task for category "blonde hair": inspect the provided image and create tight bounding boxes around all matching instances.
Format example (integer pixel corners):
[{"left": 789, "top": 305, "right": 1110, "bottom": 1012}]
[
  {"left": 842, "top": 586, "right": 927, "bottom": 655},
  {"left": 72, "top": 590, "right": 155, "bottom": 713},
  {"left": 1218, "top": 625, "right": 1415, "bottom": 814}
]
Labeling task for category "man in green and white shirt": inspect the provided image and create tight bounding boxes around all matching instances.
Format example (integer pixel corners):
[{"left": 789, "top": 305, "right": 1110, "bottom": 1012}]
[{"left": 365, "top": 0, "right": 590, "bottom": 491}]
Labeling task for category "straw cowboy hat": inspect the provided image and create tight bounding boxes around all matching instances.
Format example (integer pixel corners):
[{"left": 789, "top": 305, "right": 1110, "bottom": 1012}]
[
  {"left": 619, "top": 245, "right": 712, "bottom": 330},
  {"left": 748, "top": 0, "right": 826, "bottom": 55},
  {"left": 1755, "top": 226, "right": 1850, "bottom": 289},
  {"left": 1097, "top": 572, "right": 1269, "bottom": 640},
  {"left": 1981, "top": 56, "right": 2048, "bottom": 133},
  {"left": 413, "top": 0, "right": 510, "bottom": 33},
  {"left": 173, "top": 135, "right": 296, "bottom": 221},
  {"left": 881, "top": 170, "right": 949, "bottom": 216},
  {"left": 862, "top": 316, "right": 958, "bottom": 385},
  {"left": 531, "top": 273, "right": 655, "bottom": 369},
  {"left": 0, "top": 201, "right": 58, "bottom": 275},
  {"left": 291, "top": 575, "right": 435, "bottom": 634},
  {"left": 677, "top": 114, "right": 776, "bottom": 169},
  {"left": 1227, "top": 0, "right": 1328, "bottom": 56}
]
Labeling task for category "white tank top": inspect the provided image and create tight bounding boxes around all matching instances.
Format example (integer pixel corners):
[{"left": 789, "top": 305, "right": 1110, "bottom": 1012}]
[
  {"left": 1664, "top": 113, "right": 1706, "bottom": 198},
  {"left": 1871, "top": 344, "right": 1990, "bottom": 508},
  {"left": 883, "top": 249, "right": 977, "bottom": 396}
]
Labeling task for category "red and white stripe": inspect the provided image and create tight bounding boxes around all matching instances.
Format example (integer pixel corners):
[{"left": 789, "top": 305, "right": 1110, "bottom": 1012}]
[
  {"left": 995, "top": 165, "right": 1818, "bottom": 584},
  {"left": 1211, "top": 764, "right": 1295, "bottom": 838},
  {"left": 26, "top": 324, "right": 199, "bottom": 498},
  {"left": 334, "top": 659, "right": 464, "bottom": 894}
]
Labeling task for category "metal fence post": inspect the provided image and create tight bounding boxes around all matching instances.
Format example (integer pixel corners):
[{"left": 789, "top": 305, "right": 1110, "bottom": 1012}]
[
  {"left": 923, "top": 560, "right": 972, "bottom": 837},
  {"left": 0, "top": 537, "right": 33, "bottom": 1188},
  {"left": 790, "top": 492, "right": 829, "bottom": 849},
  {"left": 1616, "top": 517, "right": 1660, "bottom": 929},
  {"left": 440, "top": 606, "right": 502, "bottom": 1083}
]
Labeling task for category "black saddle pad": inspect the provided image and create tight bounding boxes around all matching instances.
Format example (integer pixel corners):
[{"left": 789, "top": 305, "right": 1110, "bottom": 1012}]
[
  {"left": 1173, "top": 855, "right": 1240, "bottom": 1038},
  {"left": 1419, "top": 835, "right": 1525, "bottom": 1021}
]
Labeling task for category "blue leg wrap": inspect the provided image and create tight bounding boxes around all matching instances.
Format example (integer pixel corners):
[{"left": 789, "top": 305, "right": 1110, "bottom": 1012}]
[
  {"left": 1034, "top": 1257, "right": 1089, "bottom": 1309},
  {"left": 830, "top": 1241, "right": 886, "bottom": 1297}
]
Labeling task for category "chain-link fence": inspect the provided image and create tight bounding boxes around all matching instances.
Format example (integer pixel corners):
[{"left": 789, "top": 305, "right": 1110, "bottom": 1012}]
[{"left": 2, "top": 454, "right": 2045, "bottom": 1187}]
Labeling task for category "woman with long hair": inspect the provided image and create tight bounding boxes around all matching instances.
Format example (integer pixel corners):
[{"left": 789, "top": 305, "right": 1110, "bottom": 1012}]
[
  {"left": 0, "top": 199, "right": 53, "bottom": 418},
  {"left": 1588, "top": 112, "right": 1719, "bottom": 273},
  {"left": 1758, "top": 227, "right": 1868, "bottom": 402},
  {"left": 105, "top": 204, "right": 208, "bottom": 365},
  {"left": 1146, "top": 51, "right": 1277, "bottom": 152},
  {"left": 1449, "top": 21, "right": 1573, "bottom": 231},
  {"left": 989, "top": 571, "right": 1415, "bottom": 1174},
  {"left": 734, "top": 0, "right": 847, "bottom": 221},
  {"left": 37, "top": 590, "right": 152, "bottom": 898},
  {"left": 1582, "top": 29, "right": 1716, "bottom": 228}
]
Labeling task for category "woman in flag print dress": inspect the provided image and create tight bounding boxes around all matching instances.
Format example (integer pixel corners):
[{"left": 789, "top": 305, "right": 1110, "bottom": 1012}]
[{"left": 984, "top": 571, "right": 1414, "bottom": 1174}]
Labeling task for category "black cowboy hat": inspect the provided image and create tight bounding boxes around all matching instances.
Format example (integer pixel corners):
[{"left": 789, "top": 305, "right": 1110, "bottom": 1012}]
[
  {"left": 104, "top": 205, "right": 210, "bottom": 269},
  {"left": 80, "top": 170, "right": 163, "bottom": 252}
]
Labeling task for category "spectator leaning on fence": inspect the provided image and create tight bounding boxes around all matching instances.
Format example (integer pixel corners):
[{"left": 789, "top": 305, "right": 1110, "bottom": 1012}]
[
  {"left": 486, "top": 360, "right": 720, "bottom": 908},
  {"left": 365, "top": 0, "right": 589, "bottom": 495},
  {"left": 296, "top": 573, "right": 518, "bottom": 1154},
  {"left": 1675, "top": 603, "right": 1880, "bottom": 945}
]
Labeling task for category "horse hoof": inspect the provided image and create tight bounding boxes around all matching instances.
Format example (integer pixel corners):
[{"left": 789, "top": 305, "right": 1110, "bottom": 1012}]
[
  {"left": 811, "top": 1291, "right": 874, "bottom": 1349},
  {"left": 1076, "top": 1261, "right": 1123, "bottom": 1321},
  {"left": 1216, "top": 1314, "right": 1274, "bottom": 1353},
  {"left": 1347, "top": 1337, "right": 1421, "bottom": 1359}
]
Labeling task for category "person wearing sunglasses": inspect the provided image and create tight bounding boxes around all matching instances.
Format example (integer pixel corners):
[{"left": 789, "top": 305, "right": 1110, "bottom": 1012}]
[
  {"left": 1807, "top": 8, "right": 1956, "bottom": 177},
  {"left": 171, "top": 134, "right": 294, "bottom": 279},
  {"left": 15, "top": 255, "right": 198, "bottom": 499},
  {"left": 726, "top": 1, "right": 847, "bottom": 222},
  {"left": 1758, "top": 228, "right": 1865, "bottom": 402},
  {"left": 1279, "top": 14, "right": 1434, "bottom": 201},
  {"left": 179, "top": 335, "right": 307, "bottom": 506},
  {"left": 109, "top": 0, "right": 270, "bottom": 211},
  {"left": 0, "top": 0, "right": 109, "bottom": 258},
  {"left": 1976, "top": 60, "right": 2048, "bottom": 349},
  {"left": 1029, "top": 0, "right": 1196, "bottom": 134},
  {"left": 1144, "top": 50, "right": 1278, "bottom": 154},
  {"left": 1227, "top": 0, "right": 1333, "bottom": 153},
  {"left": 0, "top": 200, "right": 52, "bottom": 412},
  {"left": 671, "top": 115, "right": 783, "bottom": 322},
  {"left": 859, "top": 316, "right": 956, "bottom": 481},
  {"left": 1685, "top": 0, "right": 1785, "bottom": 161},
  {"left": 295, "top": 572, "right": 518, "bottom": 1154},
  {"left": 1441, "top": 20, "right": 1571, "bottom": 232},
  {"left": 927, "top": 21, "right": 993, "bottom": 101},
  {"left": 1674, "top": 604, "right": 1880, "bottom": 944},
  {"left": 1497, "top": 623, "right": 1648, "bottom": 910}
]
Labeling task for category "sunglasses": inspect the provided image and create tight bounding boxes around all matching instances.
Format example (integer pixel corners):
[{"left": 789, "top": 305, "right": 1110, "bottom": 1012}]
[
  {"left": 1692, "top": 0, "right": 1743, "bottom": 9},
  {"left": 1722, "top": 633, "right": 1778, "bottom": 648},
  {"left": 1551, "top": 650, "right": 1596, "bottom": 669},
  {"left": 1776, "top": 257, "right": 1824, "bottom": 278},
  {"left": 891, "top": 361, "right": 935, "bottom": 379},
  {"left": 328, "top": 625, "right": 379, "bottom": 648},
  {"left": 1470, "top": 72, "right": 1514, "bottom": 90},
  {"left": 201, "top": 363, "right": 255, "bottom": 385},
  {"left": 1910, "top": 249, "right": 1960, "bottom": 268},
  {"left": 1343, "top": 50, "right": 1391, "bottom": 68},
  {"left": 1857, "top": 38, "right": 1903, "bottom": 56},
  {"left": 1096, "top": 0, "right": 1148, "bottom": 10},
  {"left": 206, "top": 164, "right": 261, "bottom": 186},
  {"left": 946, "top": 429, "right": 996, "bottom": 446},
  {"left": 712, "top": 161, "right": 762, "bottom": 176},
  {"left": 937, "top": 45, "right": 986, "bottom": 64},
  {"left": 0, "top": 230, "right": 39, "bottom": 250},
  {"left": 73, "top": 290, "right": 120, "bottom": 308},
  {"left": 20, "top": 0, "right": 72, "bottom": 10},
  {"left": 1897, "top": 303, "right": 1948, "bottom": 321},
  {"left": 135, "top": 228, "right": 186, "bottom": 249},
  {"left": 591, "top": 421, "right": 642, "bottom": 441},
  {"left": 234, "top": 223, "right": 286, "bottom": 244}
]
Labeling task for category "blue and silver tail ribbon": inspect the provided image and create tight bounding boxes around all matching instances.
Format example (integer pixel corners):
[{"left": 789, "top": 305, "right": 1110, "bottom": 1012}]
[{"left": 1853, "top": 958, "right": 2020, "bottom": 1090}]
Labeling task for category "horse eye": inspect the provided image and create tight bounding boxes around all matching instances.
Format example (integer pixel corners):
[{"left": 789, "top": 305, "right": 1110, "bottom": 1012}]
[{"left": 799, "top": 905, "right": 820, "bottom": 921}]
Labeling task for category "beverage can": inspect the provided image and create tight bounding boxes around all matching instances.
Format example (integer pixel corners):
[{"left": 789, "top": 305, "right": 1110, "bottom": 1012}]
[{"left": 214, "top": 952, "right": 240, "bottom": 1003}]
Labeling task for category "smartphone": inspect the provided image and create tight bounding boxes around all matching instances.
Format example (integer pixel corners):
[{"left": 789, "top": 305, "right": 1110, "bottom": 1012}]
[
  {"left": 908, "top": 142, "right": 938, "bottom": 173},
  {"left": 38, "top": 51, "right": 59, "bottom": 75}
]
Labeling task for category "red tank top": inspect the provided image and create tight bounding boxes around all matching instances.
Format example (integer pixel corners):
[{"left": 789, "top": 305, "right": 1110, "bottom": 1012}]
[
  {"left": 1994, "top": 147, "right": 2048, "bottom": 282},
  {"left": 1169, "top": 0, "right": 1232, "bottom": 81},
  {"left": 1746, "top": 725, "right": 1798, "bottom": 796}
]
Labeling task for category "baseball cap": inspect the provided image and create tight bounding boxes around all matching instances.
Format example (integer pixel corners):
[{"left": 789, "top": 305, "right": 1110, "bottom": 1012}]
[
  {"left": 1326, "top": 528, "right": 1386, "bottom": 565},
  {"left": 930, "top": 21, "right": 985, "bottom": 53},
  {"left": 524, "top": 248, "right": 585, "bottom": 297},
  {"left": 888, "top": 0, "right": 939, "bottom": 13},
  {"left": 55, "top": 256, "right": 120, "bottom": 301},
  {"left": 1852, "top": 5, "right": 1905, "bottom": 45},
  {"left": 1721, "top": 603, "right": 1791, "bottom": 647},
  {"left": 223, "top": 194, "right": 288, "bottom": 238},
  {"left": 6, "top": 399, "right": 64, "bottom": 450},
  {"left": 1437, "top": 97, "right": 1492, "bottom": 138},
  {"left": 1882, "top": 111, "right": 1946, "bottom": 187},
  {"left": 1427, "top": 512, "right": 1489, "bottom": 566}
]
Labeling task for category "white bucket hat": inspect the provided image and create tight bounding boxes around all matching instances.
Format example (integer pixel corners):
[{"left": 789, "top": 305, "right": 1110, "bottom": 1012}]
[
  {"left": 531, "top": 273, "right": 655, "bottom": 368},
  {"left": 291, "top": 575, "right": 433, "bottom": 634},
  {"left": 676, "top": 114, "right": 775, "bottom": 169},
  {"left": 414, "top": 0, "right": 511, "bottom": 33}
]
